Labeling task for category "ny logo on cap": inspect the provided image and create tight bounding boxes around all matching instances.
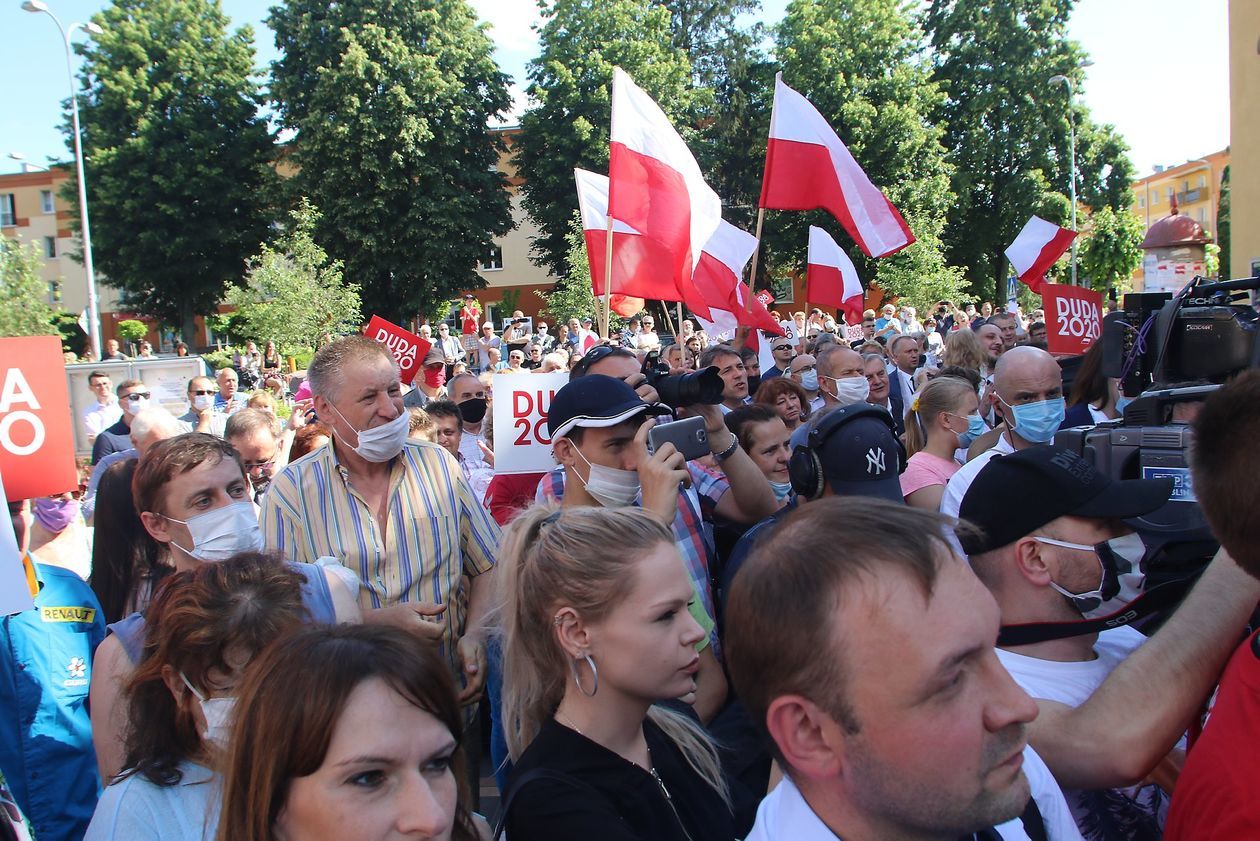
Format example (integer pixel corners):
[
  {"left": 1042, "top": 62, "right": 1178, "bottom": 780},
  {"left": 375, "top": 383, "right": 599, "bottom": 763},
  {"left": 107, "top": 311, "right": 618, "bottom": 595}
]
[{"left": 866, "top": 447, "right": 886, "bottom": 475}]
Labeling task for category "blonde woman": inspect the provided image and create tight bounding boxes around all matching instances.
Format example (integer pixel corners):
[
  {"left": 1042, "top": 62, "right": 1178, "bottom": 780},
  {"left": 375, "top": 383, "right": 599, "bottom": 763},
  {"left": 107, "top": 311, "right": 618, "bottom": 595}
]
[
  {"left": 497, "top": 505, "right": 733, "bottom": 841},
  {"left": 940, "top": 327, "right": 986, "bottom": 377},
  {"left": 900, "top": 377, "right": 982, "bottom": 510}
]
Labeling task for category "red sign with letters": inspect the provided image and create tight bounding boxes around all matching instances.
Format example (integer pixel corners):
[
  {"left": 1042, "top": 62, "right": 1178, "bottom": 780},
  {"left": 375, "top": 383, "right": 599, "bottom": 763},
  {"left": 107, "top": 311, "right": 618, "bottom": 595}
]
[
  {"left": 365, "top": 316, "right": 432, "bottom": 385},
  {"left": 0, "top": 335, "right": 79, "bottom": 499},
  {"left": 756, "top": 289, "right": 775, "bottom": 310},
  {"left": 1042, "top": 284, "right": 1103, "bottom": 356}
]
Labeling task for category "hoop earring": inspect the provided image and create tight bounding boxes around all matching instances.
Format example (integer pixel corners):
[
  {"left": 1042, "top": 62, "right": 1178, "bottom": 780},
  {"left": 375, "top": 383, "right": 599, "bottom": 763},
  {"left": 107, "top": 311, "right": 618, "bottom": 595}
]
[{"left": 570, "top": 654, "right": 598, "bottom": 697}]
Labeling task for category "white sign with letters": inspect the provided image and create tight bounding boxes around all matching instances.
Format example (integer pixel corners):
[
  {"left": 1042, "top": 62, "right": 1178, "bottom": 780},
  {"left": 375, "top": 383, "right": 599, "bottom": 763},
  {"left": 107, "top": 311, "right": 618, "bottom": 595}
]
[{"left": 491, "top": 371, "right": 570, "bottom": 474}]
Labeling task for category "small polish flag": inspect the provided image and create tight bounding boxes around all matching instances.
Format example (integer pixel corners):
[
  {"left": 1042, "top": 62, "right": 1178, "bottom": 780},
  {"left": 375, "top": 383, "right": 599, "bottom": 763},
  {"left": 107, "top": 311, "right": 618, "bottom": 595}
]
[
  {"left": 1005, "top": 216, "right": 1077, "bottom": 294},
  {"left": 807, "top": 226, "right": 865, "bottom": 324},
  {"left": 761, "top": 74, "right": 915, "bottom": 258},
  {"left": 609, "top": 68, "right": 723, "bottom": 294},
  {"left": 691, "top": 221, "right": 784, "bottom": 337}
]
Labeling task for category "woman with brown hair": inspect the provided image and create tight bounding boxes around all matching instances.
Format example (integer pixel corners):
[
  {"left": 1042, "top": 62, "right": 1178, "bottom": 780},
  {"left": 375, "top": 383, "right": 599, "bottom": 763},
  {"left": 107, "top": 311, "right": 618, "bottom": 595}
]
[
  {"left": 940, "top": 327, "right": 986, "bottom": 376},
  {"left": 84, "top": 553, "right": 312, "bottom": 840},
  {"left": 753, "top": 376, "right": 809, "bottom": 431},
  {"left": 216, "top": 624, "right": 480, "bottom": 841}
]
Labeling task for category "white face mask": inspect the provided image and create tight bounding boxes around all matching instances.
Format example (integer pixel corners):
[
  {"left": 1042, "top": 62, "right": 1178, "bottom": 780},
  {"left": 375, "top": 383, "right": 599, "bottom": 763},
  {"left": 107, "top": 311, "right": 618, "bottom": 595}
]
[
  {"left": 166, "top": 501, "right": 264, "bottom": 562},
  {"left": 1033, "top": 532, "right": 1147, "bottom": 619},
  {"left": 193, "top": 394, "right": 214, "bottom": 412},
  {"left": 181, "top": 672, "right": 236, "bottom": 750},
  {"left": 328, "top": 402, "right": 409, "bottom": 462},
  {"left": 571, "top": 444, "right": 641, "bottom": 508},
  {"left": 798, "top": 369, "right": 819, "bottom": 392},
  {"left": 827, "top": 375, "right": 870, "bottom": 404}
]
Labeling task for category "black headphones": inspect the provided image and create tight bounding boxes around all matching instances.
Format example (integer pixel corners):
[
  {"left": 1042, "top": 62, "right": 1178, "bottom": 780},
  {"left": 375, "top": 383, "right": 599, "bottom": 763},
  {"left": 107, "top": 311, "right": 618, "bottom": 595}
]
[{"left": 788, "top": 404, "right": 907, "bottom": 501}]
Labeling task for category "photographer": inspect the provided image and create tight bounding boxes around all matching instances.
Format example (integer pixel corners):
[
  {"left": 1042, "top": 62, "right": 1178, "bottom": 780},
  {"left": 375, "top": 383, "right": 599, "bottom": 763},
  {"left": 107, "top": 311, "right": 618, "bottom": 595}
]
[{"left": 503, "top": 311, "right": 531, "bottom": 355}]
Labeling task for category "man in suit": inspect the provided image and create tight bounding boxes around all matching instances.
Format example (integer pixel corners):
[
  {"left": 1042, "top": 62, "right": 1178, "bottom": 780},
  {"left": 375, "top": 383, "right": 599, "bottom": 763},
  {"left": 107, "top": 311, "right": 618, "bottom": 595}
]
[
  {"left": 863, "top": 353, "right": 904, "bottom": 436},
  {"left": 886, "top": 335, "right": 920, "bottom": 417}
]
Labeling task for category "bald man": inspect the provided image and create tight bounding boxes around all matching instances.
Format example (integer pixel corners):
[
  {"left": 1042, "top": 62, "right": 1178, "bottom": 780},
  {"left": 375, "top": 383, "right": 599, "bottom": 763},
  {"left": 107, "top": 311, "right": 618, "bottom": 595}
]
[
  {"left": 816, "top": 345, "right": 869, "bottom": 411},
  {"left": 940, "top": 346, "right": 1065, "bottom": 519}
]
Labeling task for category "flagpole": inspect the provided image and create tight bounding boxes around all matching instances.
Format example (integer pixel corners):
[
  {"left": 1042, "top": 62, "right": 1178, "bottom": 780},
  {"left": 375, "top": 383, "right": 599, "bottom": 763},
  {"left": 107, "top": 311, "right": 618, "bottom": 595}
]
[
  {"left": 676, "top": 302, "right": 684, "bottom": 335},
  {"left": 661, "top": 301, "right": 676, "bottom": 337},
  {"left": 602, "top": 216, "right": 614, "bottom": 339},
  {"left": 745, "top": 207, "right": 767, "bottom": 316}
]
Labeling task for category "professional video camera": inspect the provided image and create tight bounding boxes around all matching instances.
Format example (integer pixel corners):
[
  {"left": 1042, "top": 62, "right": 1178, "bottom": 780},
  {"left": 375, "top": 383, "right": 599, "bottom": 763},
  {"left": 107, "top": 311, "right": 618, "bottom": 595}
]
[
  {"left": 641, "top": 350, "right": 725, "bottom": 409},
  {"left": 1102, "top": 275, "right": 1260, "bottom": 397}
]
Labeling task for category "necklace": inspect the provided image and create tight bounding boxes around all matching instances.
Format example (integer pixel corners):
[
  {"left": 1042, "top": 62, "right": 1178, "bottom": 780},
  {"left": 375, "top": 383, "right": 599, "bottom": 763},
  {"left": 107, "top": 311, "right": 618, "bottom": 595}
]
[{"left": 555, "top": 712, "right": 585, "bottom": 736}]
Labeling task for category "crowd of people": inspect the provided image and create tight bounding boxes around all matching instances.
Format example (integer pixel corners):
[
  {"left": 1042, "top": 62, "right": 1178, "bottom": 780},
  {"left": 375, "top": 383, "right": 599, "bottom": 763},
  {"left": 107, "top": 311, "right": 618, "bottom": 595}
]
[{"left": 2, "top": 294, "right": 1259, "bottom": 841}]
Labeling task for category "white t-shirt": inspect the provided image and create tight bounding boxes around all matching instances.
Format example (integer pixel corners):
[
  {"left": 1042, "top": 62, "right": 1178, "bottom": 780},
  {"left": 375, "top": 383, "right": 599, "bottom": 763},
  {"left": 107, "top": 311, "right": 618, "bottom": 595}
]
[
  {"left": 996, "top": 627, "right": 1170, "bottom": 840},
  {"left": 747, "top": 749, "right": 1082, "bottom": 841},
  {"left": 940, "top": 433, "right": 1017, "bottom": 520},
  {"left": 83, "top": 399, "right": 123, "bottom": 439}
]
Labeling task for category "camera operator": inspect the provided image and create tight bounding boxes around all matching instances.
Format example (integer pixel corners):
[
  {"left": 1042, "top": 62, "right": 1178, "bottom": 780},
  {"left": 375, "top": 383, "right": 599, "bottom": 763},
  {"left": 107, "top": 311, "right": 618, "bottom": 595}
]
[{"left": 503, "top": 311, "right": 531, "bottom": 356}]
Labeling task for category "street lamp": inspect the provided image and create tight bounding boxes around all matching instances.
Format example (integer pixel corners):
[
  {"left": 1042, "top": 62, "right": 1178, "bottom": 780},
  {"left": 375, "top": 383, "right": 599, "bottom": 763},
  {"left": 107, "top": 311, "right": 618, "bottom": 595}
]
[
  {"left": 1048, "top": 74, "right": 1078, "bottom": 286},
  {"left": 7, "top": 153, "right": 50, "bottom": 173},
  {"left": 22, "top": 0, "right": 105, "bottom": 360}
]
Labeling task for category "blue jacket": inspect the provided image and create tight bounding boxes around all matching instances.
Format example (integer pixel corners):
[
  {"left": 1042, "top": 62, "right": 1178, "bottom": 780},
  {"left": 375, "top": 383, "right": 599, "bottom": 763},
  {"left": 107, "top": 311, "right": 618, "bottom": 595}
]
[{"left": 0, "top": 559, "right": 106, "bottom": 841}]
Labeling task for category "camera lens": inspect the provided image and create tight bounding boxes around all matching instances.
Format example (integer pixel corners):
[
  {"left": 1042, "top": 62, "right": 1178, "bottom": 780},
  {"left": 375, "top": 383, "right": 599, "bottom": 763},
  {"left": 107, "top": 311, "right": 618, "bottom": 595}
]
[{"left": 653, "top": 366, "right": 726, "bottom": 408}]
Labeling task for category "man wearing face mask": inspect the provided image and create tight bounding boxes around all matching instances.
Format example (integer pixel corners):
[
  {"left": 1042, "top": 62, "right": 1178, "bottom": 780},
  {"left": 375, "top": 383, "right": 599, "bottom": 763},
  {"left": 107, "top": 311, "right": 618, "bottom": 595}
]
[
  {"left": 259, "top": 336, "right": 500, "bottom": 705},
  {"left": 89, "top": 433, "right": 362, "bottom": 781},
  {"left": 176, "top": 375, "right": 228, "bottom": 437},
  {"left": 960, "top": 446, "right": 1223, "bottom": 840},
  {"left": 815, "top": 345, "right": 870, "bottom": 411},
  {"left": 91, "top": 380, "right": 150, "bottom": 465},
  {"left": 445, "top": 373, "right": 491, "bottom": 471},
  {"left": 788, "top": 353, "right": 825, "bottom": 414},
  {"left": 940, "top": 346, "right": 1065, "bottom": 520}
]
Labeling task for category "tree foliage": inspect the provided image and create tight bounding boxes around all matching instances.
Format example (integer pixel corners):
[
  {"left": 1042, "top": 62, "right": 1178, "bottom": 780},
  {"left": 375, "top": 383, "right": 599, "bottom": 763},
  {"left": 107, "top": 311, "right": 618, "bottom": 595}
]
[
  {"left": 773, "top": 0, "right": 966, "bottom": 311},
  {"left": 1078, "top": 207, "right": 1144, "bottom": 294},
  {"left": 226, "top": 200, "right": 362, "bottom": 354},
  {"left": 515, "top": 0, "right": 703, "bottom": 278},
  {"left": 267, "top": 0, "right": 512, "bottom": 323},
  {"left": 0, "top": 239, "right": 57, "bottom": 337},
  {"left": 74, "top": 0, "right": 276, "bottom": 342},
  {"left": 925, "top": 0, "right": 1135, "bottom": 304},
  {"left": 1217, "top": 165, "right": 1231, "bottom": 276}
]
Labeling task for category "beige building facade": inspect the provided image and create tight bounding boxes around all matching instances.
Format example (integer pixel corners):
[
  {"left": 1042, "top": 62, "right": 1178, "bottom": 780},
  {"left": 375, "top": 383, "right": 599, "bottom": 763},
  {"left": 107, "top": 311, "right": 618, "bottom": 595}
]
[{"left": 1229, "top": 0, "right": 1259, "bottom": 280}]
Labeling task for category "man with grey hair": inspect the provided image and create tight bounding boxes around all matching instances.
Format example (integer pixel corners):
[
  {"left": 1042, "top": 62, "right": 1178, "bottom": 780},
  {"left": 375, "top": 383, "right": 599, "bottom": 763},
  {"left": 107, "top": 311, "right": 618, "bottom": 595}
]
[
  {"left": 816, "top": 345, "right": 869, "bottom": 411},
  {"left": 177, "top": 375, "right": 229, "bottom": 436},
  {"left": 226, "top": 408, "right": 286, "bottom": 503},
  {"left": 260, "top": 335, "right": 501, "bottom": 703},
  {"left": 83, "top": 407, "right": 182, "bottom": 521}
]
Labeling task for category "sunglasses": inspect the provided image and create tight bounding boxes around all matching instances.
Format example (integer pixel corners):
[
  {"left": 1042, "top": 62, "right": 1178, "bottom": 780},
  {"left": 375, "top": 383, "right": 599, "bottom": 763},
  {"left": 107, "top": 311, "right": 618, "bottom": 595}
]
[
  {"left": 773, "top": 344, "right": 794, "bottom": 352},
  {"left": 190, "top": 389, "right": 215, "bottom": 396},
  {"left": 124, "top": 392, "right": 152, "bottom": 401}
]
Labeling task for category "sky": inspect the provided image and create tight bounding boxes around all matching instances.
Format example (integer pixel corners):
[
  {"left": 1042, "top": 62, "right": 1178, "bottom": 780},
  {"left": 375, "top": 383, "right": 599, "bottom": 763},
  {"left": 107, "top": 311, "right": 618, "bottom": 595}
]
[{"left": 0, "top": 0, "right": 1229, "bottom": 179}]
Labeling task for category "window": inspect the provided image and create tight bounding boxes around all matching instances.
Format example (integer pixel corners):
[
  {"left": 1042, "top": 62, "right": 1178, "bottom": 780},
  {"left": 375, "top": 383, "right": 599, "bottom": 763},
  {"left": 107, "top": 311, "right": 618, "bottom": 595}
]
[
  {"left": 40, "top": 190, "right": 54, "bottom": 214},
  {"left": 44, "top": 236, "right": 56, "bottom": 259},
  {"left": 0, "top": 194, "right": 14, "bottom": 227},
  {"left": 479, "top": 244, "right": 503, "bottom": 271},
  {"left": 1198, "top": 175, "right": 1207, "bottom": 189},
  {"left": 1152, "top": 192, "right": 1159, "bottom": 206},
  {"left": 47, "top": 281, "right": 60, "bottom": 302},
  {"left": 1137, "top": 196, "right": 1145, "bottom": 208}
]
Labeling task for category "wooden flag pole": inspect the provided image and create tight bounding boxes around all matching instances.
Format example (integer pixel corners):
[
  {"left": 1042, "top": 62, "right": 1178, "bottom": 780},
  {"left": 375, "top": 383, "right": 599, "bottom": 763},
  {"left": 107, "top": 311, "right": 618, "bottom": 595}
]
[
  {"left": 745, "top": 207, "right": 767, "bottom": 314},
  {"left": 661, "top": 300, "right": 676, "bottom": 337},
  {"left": 676, "top": 302, "right": 685, "bottom": 335},
  {"left": 602, "top": 216, "right": 614, "bottom": 339}
]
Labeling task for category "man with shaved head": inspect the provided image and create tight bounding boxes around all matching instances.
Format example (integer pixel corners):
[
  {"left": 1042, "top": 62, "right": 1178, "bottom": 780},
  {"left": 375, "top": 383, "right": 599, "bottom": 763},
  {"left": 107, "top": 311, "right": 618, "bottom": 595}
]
[{"left": 940, "top": 346, "right": 1065, "bottom": 519}]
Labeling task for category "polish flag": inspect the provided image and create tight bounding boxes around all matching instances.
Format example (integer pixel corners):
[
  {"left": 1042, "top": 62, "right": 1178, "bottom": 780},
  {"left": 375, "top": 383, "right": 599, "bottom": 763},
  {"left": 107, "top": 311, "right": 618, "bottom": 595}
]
[
  {"left": 1005, "top": 216, "right": 1077, "bottom": 294},
  {"left": 609, "top": 68, "right": 723, "bottom": 296},
  {"left": 692, "top": 222, "right": 784, "bottom": 337},
  {"left": 807, "top": 226, "right": 865, "bottom": 323},
  {"left": 761, "top": 74, "right": 914, "bottom": 259}
]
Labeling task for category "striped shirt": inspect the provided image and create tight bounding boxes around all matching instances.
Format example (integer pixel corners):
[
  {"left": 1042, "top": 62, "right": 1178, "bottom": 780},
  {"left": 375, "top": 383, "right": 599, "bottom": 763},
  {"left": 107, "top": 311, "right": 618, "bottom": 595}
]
[{"left": 260, "top": 439, "right": 500, "bottom": 669}]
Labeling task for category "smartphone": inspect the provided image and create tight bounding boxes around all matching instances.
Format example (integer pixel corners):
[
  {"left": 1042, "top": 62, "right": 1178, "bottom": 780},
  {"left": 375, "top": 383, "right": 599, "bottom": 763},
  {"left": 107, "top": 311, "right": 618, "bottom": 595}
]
[{"left": 647, "top": 416, "right": 709, "bottom": 461}]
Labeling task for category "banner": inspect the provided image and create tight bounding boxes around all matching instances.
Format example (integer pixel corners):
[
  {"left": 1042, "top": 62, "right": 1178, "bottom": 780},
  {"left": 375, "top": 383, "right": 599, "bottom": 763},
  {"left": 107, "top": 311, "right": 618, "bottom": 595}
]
[
  {"left": 1042, "top": 284, "right": 1103, "bottom": 356},
  {"left": 756, "top": 290, "right": 775, "bottom": 310},
  {"left": 0, "top": 336, "right": 79, "bottom": 500},
  {"left": 491, "top": 371, "right": 570, "bottom": 474},
  {"left": 844, "top": 323, "right": 866, "bottom": 343},
  {"left": 365, "top": 316, "right": 431, "bottom": 385}
]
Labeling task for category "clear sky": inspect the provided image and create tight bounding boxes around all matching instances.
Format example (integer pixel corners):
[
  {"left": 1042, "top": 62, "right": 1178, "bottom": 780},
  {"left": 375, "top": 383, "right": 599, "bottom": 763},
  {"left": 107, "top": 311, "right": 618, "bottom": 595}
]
[{"left": 0, "top": 0, "right": 1229, "bottom": 179}]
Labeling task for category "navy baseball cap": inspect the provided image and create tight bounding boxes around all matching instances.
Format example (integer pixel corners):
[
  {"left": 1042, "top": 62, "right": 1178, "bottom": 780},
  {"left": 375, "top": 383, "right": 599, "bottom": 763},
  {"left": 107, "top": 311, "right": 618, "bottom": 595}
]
[
  {"left": 958, "top": 446, "right": 1174, "bottom": 555},
  {"left": 812, "top": 405, "right": 904, "bottom": 502},
  {"left": 547, "top": 374, "right": 670, "bottom": 440}
]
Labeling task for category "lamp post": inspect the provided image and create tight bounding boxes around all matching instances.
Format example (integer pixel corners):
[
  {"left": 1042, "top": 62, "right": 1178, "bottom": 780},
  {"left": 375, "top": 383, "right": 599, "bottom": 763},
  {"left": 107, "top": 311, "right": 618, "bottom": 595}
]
[
  {"left": 1048, "top": 74, "right": 1078, "bottom": 286},
  {"left": 7, "top": 152, "right": 50, "bottom": 173},
  {"left": 22, "top": 0, "right": 104, "bottom": 360}
]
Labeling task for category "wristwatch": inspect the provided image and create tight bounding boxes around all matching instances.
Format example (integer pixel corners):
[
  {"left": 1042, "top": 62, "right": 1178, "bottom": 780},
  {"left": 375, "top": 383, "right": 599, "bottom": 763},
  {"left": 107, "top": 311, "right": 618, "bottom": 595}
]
[{"left": 712, "top": 432, "right": 740, "bottom": 463}]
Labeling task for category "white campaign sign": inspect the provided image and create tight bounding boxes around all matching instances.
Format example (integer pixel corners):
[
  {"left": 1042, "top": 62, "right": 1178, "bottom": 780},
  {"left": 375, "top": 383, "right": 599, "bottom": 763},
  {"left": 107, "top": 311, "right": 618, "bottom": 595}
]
[
  {"left": 491, "top": 371, "right": 570, "bottom": 474},
  {"left": 0, "top": 468, "right": 35, "bottom": 616}
]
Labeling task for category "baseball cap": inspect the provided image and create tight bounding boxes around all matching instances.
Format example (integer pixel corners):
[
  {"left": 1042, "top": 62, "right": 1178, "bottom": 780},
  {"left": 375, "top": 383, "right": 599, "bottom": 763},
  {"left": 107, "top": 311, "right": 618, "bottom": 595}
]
[
  {"left": 546, "top": 374, "right": 670, "bottom": 440},
  {"left": 580, "top": 315, "right": 594, "bottom": 325},
  {"left": 811, "top": 405, "right": 904, "bottom": 502},
  {"left": 958, "top": 447, "right": 1174, "bottom": 555},
  {"left": 482, "top": 321, "right": 494, "bottom": 330},
  {"left": 464, "top": 293, "right": 475, "bottom": 299}
]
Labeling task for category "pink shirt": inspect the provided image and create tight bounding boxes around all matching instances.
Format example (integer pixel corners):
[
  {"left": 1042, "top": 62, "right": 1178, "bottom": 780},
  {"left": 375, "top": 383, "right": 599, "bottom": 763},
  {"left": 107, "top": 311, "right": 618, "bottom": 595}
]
[{"left": 900, "top": 451, "right": 960, "bottom": 499}]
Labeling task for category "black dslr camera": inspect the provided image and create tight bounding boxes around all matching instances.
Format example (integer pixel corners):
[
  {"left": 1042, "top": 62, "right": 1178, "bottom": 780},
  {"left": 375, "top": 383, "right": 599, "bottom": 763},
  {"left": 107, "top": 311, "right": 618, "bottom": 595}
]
[{"left": 641, "top": 349, "right": 725, "bottom": 408}]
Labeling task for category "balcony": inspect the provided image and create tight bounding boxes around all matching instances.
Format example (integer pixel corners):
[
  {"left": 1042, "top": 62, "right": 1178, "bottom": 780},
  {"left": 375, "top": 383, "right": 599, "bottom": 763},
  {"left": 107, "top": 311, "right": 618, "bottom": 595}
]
[{"left": 1176, "top": 188, "right": 1206, "bottom": 205}]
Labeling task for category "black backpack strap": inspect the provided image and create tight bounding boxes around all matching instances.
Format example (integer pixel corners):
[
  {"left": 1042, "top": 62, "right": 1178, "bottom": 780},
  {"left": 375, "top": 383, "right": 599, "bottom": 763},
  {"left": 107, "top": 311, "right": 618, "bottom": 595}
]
[{"left": 492, "top": 767, "right": 605, "bottom": 840}]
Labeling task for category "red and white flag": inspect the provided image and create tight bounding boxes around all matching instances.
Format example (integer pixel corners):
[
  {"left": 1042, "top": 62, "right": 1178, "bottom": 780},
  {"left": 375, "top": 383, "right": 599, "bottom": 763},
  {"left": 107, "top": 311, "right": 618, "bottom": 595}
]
[
  {"left": 691, "top": 221, "right": 784, "bottom": 337},
  {"left": 609, "top": 68, "right": 723, "bottom": 295},
  {"left": 807, "top": 226, "right": 865, "bottom": 323},
  {"left": 761, "top": 74, "right": 915, "bottom": 259},
  {"left": 1005, "top": 215, "right": 1077, "bottom": 294},
  {"left": 575, "top": 168, "right": 712, "bottom": 319}
]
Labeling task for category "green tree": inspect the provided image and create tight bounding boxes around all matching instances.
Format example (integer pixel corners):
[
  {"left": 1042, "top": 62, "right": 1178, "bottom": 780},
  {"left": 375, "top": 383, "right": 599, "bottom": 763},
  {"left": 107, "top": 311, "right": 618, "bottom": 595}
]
[
  {"left": 73, "top": 0, "right": 276, "bottom": 343},
  {"left": 115, "top": 319, "right": 149, "bottom": 351},
  {"left": 1078, "top": 207, "right": 1144, "bottom": 295},
  {"left": 1217, "top": 164, "right": 1231, "bottom": 276},
  {"left": 515, "top": 0, "right": 703, "bottom": 278},
  {"left": 925, "top": 0, "right": 1135, "bottom": 304},
  {"left": 772, "top": 0, "right": 966, "bottom": 311},
  {"left": 0, "top": 239, "right": 57, "bottom": 337},
  {"left": 537, "top": 211, "right": 625, "bottom": 331},
  {"left": 226, "top": 200, "right": 362, "bottom": 354},
  {"left": 268, "top": 0, "right": 512, "bottom": 323}
]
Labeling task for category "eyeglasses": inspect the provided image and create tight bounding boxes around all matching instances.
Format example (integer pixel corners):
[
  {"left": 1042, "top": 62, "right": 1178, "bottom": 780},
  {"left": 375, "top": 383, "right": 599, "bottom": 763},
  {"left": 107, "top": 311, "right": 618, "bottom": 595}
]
[
  {"left": 243, "top": 457, "right": 277, "bottom": 472},
  {"left": 190, "top": 389, "right": 215, "bottom": 396},
  {"left": 773, "top": 344, "right": 794, "bottom": 353},
  {"left": 124, "top": 392, "right": 152, "bottom": 401}
]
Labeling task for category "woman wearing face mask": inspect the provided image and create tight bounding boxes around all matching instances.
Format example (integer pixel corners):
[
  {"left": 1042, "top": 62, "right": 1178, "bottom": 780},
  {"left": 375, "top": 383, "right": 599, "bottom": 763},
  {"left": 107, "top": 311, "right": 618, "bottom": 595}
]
[
  {"left": 498, "top": 505, "right": 735, "bottom": 841},
  {"left": 26, "top": 491, "right": 92, "bottom": 580},
  {"left": 724, "top": 406, "right": 794, "bottom": 507},
  {"left": 216, "top": 625, "right": 482, "bottom": 841},
  {"left": 900, "top": 377, "right": 981, "bottom": 510},
  {"left": 90, "top": 434, "right": 361, "bottom": 781},
  {"left": 84, "top": 553, "right": 311, "bottom": 841}
]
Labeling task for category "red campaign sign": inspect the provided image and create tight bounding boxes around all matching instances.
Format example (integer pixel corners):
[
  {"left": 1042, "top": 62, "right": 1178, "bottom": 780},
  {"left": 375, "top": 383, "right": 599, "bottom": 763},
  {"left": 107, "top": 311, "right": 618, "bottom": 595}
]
[
  {"left": 756, "top": 290, "right": 775, "bottom": 309},
  {"left": 365, "top": 316, "right": 432, "bottom": 385},
  {"left": 1042, "top": 284, "right": 1103, "bottom": 355},
  {"left": 0, "top": 335, "right": 79, "bottom": 499}
]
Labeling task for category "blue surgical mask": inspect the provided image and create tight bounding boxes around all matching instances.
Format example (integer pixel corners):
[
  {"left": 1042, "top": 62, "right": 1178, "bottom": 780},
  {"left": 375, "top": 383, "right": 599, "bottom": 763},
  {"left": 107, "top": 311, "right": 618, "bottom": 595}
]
[
  {"left": 770, "top": 480, "right": 795, "bottom": 502},
  {"left": 799, "top": 370, "right": 819, "bottom": 392},
  {"left": 1000, "top": 397, "right": 1065, "bottom": 444},
  {"left": 954, "top": 413, "right": 988, "bottom": 448},
  {"left": 1115, "top": 395, "right": 1134, "bottom": 416}
]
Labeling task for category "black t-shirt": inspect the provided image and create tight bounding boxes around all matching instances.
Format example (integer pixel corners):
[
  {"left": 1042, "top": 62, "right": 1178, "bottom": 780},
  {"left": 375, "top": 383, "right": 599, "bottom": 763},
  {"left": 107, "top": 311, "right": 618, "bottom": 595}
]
[{"left": 505, "top": 717, "right": 734, "bottom": 841}]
